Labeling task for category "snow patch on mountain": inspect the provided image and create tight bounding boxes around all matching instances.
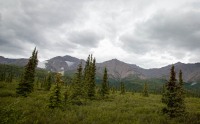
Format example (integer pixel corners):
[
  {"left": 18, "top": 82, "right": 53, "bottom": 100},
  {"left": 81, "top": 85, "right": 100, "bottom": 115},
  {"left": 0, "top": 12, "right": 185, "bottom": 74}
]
[
  {"left": 38, "top": 61, "right": 47, "bottom": 68},
  {"left": 65, "top": 61, "right": 74, "bottom": 67},
  {"left": 59, "top": 70, "right": 64, "bottom": 75},
  {"left": 59, "top": 67, "right": 65, "bottom": 75},
  {"left": 191, "top": 82, "right": 197, "bottom": 86}
]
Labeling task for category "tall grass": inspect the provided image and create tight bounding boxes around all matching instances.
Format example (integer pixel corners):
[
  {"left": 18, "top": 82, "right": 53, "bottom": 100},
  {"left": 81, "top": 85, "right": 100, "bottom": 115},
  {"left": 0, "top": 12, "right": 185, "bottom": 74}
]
[{"left": 0, "top": 82, "right": 200, "bottom": 124}]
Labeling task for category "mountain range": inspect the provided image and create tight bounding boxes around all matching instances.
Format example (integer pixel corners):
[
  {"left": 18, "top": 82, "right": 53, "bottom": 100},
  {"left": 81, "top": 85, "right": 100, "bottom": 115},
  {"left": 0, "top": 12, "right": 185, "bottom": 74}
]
[{"left": 1, "top": 55, "right": 200, "bottom": 83}]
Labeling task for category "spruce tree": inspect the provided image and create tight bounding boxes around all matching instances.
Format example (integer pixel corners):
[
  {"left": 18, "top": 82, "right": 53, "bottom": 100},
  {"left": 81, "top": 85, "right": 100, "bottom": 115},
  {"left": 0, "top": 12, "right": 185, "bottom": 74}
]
[
  {"left": 36, "top": 77, "right": 39, "bottom": 89},
  {"left": 162, "top": 65, "right": 185, "bottom": 118},
  {"left": 83, "top": 55, "right": 96, "bottom": 99},
  {"left": 10, "top": 72, "right": 13, "bottom": 83},
  {"left": 45, "top": 73, "right": 52, "bottom": 91},
  {"left": 83, "top": 55, "right": 91, "bottom": 97},
  {"left": 16, "top": 47, "right": 38, "bottom": 97},
  {"left": 5, "top": 72, "right": 13, "bottom": 83},
  {"left": 0, "top": 72, "right": 6, "bottom": 82},
  {"left": 162, "top": 65, "right": 177, "bottom": 117},
  {"left": 83, "top": 55, "right": 90, "bottom": 84},
  {"left": 87, "top": 58, "right": 96, "bottom": 99},
  {"left": 101, "top": 67, "right": 109, "bottom": 97},
  {"left": 49, "top": 73, "right": 62, "bottom": 109},
  {"left": 0, "top": 65, "right": 6, "bottom": 82},
  {"left": 64, "top": 88, "right": 70, "bottom": 104},
  {"left": 71, "top": 63, "right": 85, "bottom": 104},
  {"left": 41, "top": 77, "right": 46, "bottom": 88},
  {"left": 143, "top": 83, "right": 149, "bottom": 97},
  {"left": 120, "top": 82, "right": 125, "bottom": 94},
  {"left": 176, "top": 70, "right": 186, "bottom": 116},
  {"left": 162, "top": 84, "right": 166, "bottom": 94}
]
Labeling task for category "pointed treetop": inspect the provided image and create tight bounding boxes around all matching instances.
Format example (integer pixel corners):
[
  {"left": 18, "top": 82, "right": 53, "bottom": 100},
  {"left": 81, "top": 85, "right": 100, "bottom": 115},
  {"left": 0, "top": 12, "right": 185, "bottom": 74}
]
[
  {"left": 31, "top": 47, "right": 37, "bottom": 57},
  {"left": 179, "top": 70, "right": 183, "bottom": 85},
  {"left": 170, "top": 65, "right": 176, "bottom": 81},
  {"left": 34, "top": 47, "right": 37, "bottom": 51},
  {"left": 90, "top": 54, "right": 93, "bottom": 62},
  {"left": 179, "top": 70, "right": 182, "bottom": 75},
  {"left": 80, "top": 61, "right": 82, "bottom": 66},
  {"left": 33, "top": 47, "right": 37, "bottom": 52},
  {"left": 104, "top": 67, "right": 107, "bottom": 72}
]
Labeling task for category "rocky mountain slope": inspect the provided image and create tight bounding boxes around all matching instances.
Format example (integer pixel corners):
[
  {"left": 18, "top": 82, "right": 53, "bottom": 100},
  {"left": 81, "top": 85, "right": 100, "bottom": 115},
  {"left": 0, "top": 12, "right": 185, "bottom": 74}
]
[
  {"left": 1, "top": 55, "right": 200, "bottom": 82},
  {"left": 97, "top": 59, "right": 144, "bottom": 80},
  {"left": 140, "top": 62, "right": 200, "bottom": 82},
  {"left": 44, "top": 55, "right": 85, "bottom": 72}
]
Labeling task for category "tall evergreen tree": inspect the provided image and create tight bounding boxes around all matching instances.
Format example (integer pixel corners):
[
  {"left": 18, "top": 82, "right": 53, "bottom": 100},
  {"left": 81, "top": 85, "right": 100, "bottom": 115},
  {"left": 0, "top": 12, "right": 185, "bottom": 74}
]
[
  {"left": 120, "top": 82, "right": 125, "bottom": 94},
  {"left": 162, "top": 84, "right": 166, "bottom": 94},
  {"left": 0, "top": 72, "right": 6, "bottom": 82},
  {"left": 5, "top": 72, "right": 13, "bottom": 83},
  {"left": 41, "top": 77, "right": 46, "bottom": 88},
  {"left": 87, "top": 58, "right": 96, "bottom": 99},
  {"left": 49, "top": 73, "right": 62, "bottom": 109},
  {"left": 101, "top": 67, "right": 109, "bottom": 97},
  {"left": 16, "top": 47, "right": 38, "bottom": 97},
  {"left": 36, "top": 77, "right": 39, "bottom": 89},
  {"left": 176, "top": 70, "right": 186, "bottom": 115},
  {"left": 83, "top": 55, "right": 90, "bottom": 96},
  {"left": 143, "top": 83, "right": 149, "bottom": 97},
  {"left": 83, "top": 55, "right": 96, "bottom": 99},
  {"left": 162, "top": 65, "right": 185, "bottom": 118},
  {"left": 45, "top": 73, "right": 52, "bottom": 91},
  {"left": 71, "top": 63, "right": 85, "bottom": 104},
  {"left": 0, "top": 65, "right": 6, "bottom": 82},
  {"left": 83, "top": 55, "right": 90, "bottom": 82}
]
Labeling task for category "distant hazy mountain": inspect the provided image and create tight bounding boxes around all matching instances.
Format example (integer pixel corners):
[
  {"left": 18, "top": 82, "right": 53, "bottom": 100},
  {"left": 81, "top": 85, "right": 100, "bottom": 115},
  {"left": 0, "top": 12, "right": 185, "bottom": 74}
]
[
  {"left": 0, "top": 56, "right": 28, "bottom": 66},
  {"left": 96, "top": 59, "right": 145, "bottom": 80},
  {"left": 1, "top": 55, "right": 200, "bottom": 82},
  {"left": 140, "top": 62, "right": 200, "bottom": 82}
]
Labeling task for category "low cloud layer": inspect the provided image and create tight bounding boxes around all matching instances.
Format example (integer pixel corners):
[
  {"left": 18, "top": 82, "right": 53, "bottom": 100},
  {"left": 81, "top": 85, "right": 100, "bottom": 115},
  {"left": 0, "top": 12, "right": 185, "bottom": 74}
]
[{"left": 0, "top": 0, "right": 200, "bottom": 68}]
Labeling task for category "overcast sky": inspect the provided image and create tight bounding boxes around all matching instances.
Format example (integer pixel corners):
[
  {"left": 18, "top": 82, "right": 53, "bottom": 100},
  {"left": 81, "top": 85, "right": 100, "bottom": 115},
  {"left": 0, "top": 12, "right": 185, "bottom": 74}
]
[{"left": 0, "top": 0, "right": 200, "bottom": 69}]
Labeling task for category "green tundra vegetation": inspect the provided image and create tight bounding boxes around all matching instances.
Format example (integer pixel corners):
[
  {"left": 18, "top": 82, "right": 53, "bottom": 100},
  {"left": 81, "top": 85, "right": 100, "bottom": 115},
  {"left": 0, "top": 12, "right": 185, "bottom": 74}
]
[{"left": 0, "top": 50, "right": 200, "bottom": 124}]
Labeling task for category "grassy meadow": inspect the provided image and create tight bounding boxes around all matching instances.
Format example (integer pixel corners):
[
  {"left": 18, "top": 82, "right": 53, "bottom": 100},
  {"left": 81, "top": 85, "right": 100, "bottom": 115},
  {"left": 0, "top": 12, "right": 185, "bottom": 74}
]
[{"left": 0, "top": 81, "right": 200, "bottom": 124}]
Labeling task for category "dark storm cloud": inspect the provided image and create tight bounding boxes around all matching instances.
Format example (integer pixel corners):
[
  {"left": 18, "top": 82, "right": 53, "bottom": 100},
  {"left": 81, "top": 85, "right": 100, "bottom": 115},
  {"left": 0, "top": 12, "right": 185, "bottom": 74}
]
[
  {"left": 140, "top": 10, "right": 200, "bottom": 50},
  {"left": 0, "top": 0, "right": 92, "bottom": 58},
  {"left": 120, "top": 5, "right": 200, "bottom": 59}
]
